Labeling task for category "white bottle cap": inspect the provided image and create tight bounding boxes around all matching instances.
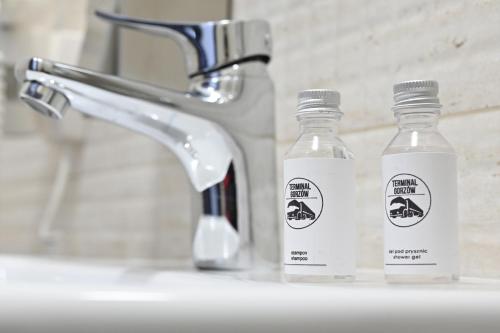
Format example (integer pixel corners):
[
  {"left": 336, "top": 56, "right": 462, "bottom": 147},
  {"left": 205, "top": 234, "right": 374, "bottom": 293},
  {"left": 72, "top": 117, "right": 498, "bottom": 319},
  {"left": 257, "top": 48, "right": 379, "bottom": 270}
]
[
  {"left": 392, "top": 80, "right": 441, "bottom": 112},
  {"left": 296, "top": 89, "right": 342, "bottom": 116}
]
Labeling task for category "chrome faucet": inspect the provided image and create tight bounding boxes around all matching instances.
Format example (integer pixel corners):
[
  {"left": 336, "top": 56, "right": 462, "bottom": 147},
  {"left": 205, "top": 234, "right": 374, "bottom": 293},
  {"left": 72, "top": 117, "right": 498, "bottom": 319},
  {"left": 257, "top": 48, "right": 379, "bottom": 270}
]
[{"left": 16, "top": 11, "right": 277, "bottom": 270}]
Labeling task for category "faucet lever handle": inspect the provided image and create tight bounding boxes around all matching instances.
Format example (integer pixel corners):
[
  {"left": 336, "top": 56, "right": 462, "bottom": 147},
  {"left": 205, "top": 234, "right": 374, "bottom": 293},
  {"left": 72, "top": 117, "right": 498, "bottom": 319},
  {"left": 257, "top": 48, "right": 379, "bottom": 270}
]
[{"left": 95, "top": 10, "right": 271, "bottom": 77}]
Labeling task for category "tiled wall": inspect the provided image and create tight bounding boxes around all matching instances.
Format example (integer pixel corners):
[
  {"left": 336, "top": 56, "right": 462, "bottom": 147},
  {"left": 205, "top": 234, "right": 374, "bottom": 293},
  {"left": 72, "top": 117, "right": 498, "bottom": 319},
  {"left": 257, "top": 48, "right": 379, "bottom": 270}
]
[
  {"left": 0, "top": 0, "right": 499, "bottom": 278},
  {"left": 233, "top": 0, "right": 500, "bottom": 277},
  {"left": 0, "top": 0, "right": 89, "bottom": 254}
]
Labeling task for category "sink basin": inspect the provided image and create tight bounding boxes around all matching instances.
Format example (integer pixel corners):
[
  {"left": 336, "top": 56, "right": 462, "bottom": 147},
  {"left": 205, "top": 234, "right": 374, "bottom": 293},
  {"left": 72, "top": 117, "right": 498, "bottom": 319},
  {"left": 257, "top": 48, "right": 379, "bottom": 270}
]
[{"left": 0, "top": 255, "right": 499, "bottom": 333}]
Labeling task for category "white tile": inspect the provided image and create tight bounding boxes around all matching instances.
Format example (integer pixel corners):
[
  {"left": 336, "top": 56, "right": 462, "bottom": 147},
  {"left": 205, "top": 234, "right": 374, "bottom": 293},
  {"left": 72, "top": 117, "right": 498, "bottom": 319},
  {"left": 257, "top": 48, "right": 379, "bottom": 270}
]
[{"left": 235, "top": 0, "right": 500, "bottom": 141}]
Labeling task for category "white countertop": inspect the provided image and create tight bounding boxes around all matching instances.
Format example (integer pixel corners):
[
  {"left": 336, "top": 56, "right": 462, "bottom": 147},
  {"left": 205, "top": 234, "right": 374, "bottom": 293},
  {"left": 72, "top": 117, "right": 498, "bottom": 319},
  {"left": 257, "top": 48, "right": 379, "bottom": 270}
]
[{"left": 0, "top": 255, "right": 499, "bottom": 333}]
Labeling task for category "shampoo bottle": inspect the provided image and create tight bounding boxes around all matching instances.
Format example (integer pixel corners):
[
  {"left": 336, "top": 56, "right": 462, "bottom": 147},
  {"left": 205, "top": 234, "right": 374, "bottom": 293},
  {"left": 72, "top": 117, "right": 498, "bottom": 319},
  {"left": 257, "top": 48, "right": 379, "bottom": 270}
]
[{"left": 283, "top": 89, "right": 356, "bottom": 282}]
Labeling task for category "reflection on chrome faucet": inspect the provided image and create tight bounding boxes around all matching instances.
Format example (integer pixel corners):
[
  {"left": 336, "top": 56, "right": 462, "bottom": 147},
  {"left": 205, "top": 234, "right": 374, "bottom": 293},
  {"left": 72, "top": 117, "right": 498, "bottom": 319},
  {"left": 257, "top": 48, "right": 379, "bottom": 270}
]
[{"left": 16, "top": 11, "right": 277, "bottom": 270}]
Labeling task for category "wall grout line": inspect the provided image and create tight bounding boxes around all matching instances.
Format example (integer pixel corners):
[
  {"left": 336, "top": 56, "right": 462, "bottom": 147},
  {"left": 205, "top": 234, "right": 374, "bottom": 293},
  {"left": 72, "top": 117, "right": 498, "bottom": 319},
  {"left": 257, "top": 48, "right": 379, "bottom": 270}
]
[
  {"left": 277, "top": 106, "right": 500, "bottom": 144},
  {"left": 340, "top": 106, "right": 500, "bottom": 135}
]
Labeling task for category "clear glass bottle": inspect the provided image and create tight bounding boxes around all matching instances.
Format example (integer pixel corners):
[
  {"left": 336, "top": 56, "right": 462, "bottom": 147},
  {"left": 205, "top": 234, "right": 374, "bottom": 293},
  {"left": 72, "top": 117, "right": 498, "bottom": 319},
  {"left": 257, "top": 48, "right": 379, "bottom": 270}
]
[
  {"left": 382, "top": 80, "right": 459, "bottom": 283},
  {"left": 283, "top": 89, "right": 356, "bottom": 283}
]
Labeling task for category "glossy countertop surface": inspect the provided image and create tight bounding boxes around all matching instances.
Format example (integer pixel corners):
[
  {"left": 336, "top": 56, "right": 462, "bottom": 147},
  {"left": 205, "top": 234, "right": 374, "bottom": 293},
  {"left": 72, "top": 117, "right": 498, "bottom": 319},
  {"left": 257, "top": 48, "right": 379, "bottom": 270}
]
[{"left": 0, "top": 255, "right": 499, "bottom": 333}]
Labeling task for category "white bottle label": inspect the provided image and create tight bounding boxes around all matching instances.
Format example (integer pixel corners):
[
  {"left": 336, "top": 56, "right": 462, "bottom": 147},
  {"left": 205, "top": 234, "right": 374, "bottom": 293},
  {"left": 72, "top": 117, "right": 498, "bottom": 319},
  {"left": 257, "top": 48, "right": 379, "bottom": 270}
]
[
  {"left": 382, "top": 152, "right": 459, "bottom": 276},
  {"left": 283, "top": 158, "right": 356, "bottom": 276}
]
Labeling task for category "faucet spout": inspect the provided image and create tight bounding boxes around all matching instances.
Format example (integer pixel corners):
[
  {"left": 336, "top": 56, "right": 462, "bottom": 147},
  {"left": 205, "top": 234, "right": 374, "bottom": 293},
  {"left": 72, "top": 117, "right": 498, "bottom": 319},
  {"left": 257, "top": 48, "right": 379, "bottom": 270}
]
[
  {"left": 19, "top": 57, "right": 239, "bottom": 192},
  {"left": 19, "top": 81, "right": 69, "bottom": 119}
]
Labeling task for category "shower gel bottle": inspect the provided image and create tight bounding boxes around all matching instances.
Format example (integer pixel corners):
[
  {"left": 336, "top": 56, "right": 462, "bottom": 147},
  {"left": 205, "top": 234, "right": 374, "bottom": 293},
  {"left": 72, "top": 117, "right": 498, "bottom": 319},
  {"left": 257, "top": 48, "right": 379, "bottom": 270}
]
[
  {"left": 382, "top": 80, "right": 459, "bottom": 283},
  {"left": 283, "top": 89, "right": 356, "bottom": 282}
]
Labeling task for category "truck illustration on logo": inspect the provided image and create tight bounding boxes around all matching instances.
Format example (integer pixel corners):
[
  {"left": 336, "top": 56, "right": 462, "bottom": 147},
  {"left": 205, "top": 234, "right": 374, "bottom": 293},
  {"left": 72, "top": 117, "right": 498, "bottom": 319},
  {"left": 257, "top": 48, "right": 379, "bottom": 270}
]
[
  {"left": 385, "top": 173, "right": 431, "bottom": 227},
  {"left": 389, "top": 196, "right": 424, "bottom": 218},
  {"left": 285, "top": 177, "right": 323, "bottom": 229},
  {"left": 287, "top": 199, "right": 316, "bottom": 221}
]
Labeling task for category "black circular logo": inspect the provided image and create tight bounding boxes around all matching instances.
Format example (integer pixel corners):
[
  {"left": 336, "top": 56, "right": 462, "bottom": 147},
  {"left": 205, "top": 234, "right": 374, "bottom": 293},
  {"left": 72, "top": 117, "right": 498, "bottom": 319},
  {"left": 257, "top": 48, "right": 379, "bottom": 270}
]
[
  {"left": 385, "top": 173, "right": 432, "bottom": 228},
  {"left": 284, "top": 177, "right": 323, "bottom": 229}
]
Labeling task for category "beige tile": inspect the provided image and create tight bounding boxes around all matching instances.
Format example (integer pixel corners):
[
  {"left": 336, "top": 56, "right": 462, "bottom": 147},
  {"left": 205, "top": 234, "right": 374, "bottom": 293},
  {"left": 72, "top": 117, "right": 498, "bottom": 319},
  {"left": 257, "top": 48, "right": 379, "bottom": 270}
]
[{"left": 235, "top": 0, "right": 500, "bottom": 140}]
